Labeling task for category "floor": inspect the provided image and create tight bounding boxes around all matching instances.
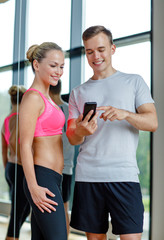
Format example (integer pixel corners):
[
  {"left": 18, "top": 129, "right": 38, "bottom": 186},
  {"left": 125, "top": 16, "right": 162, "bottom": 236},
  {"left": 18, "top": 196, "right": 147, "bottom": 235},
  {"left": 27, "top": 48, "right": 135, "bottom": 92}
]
[{"left": 0, "top": 215, "right": 87, "bottom": 240}]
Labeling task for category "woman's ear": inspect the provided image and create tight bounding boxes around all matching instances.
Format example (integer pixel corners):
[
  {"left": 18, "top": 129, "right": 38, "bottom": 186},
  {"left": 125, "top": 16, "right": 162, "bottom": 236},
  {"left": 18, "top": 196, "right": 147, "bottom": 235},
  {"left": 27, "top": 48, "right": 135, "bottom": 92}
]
[{"left": 33, "top": 59, "right": 39, "bottom": 72}]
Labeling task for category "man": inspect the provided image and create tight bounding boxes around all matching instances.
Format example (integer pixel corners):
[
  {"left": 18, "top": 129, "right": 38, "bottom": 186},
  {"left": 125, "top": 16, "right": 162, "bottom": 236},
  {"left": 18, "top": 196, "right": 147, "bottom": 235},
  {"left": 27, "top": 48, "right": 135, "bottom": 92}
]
[
  {"left": 66, "top": 25, "right": 158, "bottom": 240},
  {"left": 49, "top": 80, "right": 75, "bottom": 237}
]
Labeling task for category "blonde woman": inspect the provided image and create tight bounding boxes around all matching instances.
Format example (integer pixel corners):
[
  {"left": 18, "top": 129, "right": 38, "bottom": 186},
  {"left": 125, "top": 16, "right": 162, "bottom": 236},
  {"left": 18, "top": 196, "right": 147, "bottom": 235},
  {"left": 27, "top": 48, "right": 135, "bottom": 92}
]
[
  {"left": 19, "top": 42, "right": 67, "bottom": 240},
  {"left": 1, "top": 85, "right": 30, "bottom": 240}
]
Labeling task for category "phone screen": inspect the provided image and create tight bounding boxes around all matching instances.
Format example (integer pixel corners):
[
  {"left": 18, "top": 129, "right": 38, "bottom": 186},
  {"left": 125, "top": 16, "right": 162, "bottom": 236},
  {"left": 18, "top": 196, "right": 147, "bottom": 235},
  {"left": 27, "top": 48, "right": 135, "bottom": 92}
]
[{"left": 82, "top": 102, "right": 97, "bottom": 121}]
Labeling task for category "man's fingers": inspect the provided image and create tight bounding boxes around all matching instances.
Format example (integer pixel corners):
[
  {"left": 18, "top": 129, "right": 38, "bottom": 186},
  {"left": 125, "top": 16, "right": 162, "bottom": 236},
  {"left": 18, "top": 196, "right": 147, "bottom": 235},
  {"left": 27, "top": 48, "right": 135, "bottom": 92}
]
[
  {"left": 91, "top": 111, "right": 99, "bottom": 121},
  {"left": 97, "top": 106, "right": 109, "bottom": 111},
  {"left": 83, "top": 110, "right": 94, "bottom": 122},
  {"left": 76, "top": 114, "right": 83, "bottom": 123}
]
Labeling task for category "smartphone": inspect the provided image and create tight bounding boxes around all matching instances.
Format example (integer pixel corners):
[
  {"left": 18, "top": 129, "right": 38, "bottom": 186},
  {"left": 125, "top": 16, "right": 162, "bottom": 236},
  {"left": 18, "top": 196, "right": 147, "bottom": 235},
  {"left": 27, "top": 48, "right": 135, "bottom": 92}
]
[{"left": 82, "top": 102, "right": 97, "bottom": 121}]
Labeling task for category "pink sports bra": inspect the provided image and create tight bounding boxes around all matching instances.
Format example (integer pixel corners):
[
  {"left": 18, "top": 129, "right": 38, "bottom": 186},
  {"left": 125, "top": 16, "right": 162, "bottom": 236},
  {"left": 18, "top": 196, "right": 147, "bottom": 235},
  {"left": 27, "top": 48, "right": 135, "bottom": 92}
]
[
  {"left": 4, "top": 112, "right": 18, "bottom": 145},
  {"left": 25, "top": 88, "right": 65, "bottom": 137}
]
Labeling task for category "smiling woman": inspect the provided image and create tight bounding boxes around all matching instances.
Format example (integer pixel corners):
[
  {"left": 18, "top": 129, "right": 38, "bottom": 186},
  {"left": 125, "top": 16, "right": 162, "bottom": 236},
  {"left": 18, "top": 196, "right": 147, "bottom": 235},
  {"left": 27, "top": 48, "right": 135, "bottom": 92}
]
[{"left": 19, "top": 42, "right": 67, "bottom": 240}]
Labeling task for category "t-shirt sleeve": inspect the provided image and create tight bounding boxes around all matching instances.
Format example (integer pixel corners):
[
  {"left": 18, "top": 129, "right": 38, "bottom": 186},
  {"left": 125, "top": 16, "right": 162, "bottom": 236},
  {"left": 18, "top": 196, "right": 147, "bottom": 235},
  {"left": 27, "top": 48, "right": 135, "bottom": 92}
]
[
  {"left": 68, "top": 89, "right": 80, "bottom": 120},
  {"left": 135, "top": 75, "right": 154, "bottom": 109}
]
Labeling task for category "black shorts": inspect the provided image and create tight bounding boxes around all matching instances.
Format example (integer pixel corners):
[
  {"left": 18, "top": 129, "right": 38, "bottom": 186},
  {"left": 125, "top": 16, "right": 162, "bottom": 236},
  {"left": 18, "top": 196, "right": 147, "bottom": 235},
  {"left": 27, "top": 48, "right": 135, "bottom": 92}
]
[
  {"left": 62, "top": 174, "right": 72, "bottom": 203},
  {"left": 70, "top": 182, "right": 144, "bottom": 235}
]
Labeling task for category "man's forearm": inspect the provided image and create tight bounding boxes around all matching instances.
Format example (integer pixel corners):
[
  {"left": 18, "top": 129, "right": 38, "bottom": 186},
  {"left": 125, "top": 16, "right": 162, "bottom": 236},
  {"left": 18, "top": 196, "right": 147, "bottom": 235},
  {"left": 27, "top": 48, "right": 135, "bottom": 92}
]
[{"left": 125, "top": 111, "right": 158, "bottom": 132}]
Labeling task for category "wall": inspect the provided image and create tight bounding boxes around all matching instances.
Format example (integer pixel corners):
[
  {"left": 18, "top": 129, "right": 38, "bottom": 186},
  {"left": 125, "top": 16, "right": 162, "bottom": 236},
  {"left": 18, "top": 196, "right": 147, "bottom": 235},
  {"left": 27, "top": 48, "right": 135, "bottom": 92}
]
[{"left": 152, "top": 0, "right": 164, "bottom": 239}]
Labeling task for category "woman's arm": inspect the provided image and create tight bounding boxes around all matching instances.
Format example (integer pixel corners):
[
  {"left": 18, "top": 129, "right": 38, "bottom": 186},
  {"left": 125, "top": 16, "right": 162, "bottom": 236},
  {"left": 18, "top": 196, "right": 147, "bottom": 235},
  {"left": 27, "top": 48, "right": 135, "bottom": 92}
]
[
  {"left": 19, "top": 91, "right": 57, "bottom": 213},
  {"left": 1, "top": 127, "right": 8, "bottom": 168}
]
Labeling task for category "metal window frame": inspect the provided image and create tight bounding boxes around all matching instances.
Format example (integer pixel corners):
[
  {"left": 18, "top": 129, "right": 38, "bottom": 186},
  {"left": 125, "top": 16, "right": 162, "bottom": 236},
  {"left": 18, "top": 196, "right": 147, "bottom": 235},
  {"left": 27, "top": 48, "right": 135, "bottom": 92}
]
[{"left": 0, "top": 2, "right": 153, "bottom": 239}]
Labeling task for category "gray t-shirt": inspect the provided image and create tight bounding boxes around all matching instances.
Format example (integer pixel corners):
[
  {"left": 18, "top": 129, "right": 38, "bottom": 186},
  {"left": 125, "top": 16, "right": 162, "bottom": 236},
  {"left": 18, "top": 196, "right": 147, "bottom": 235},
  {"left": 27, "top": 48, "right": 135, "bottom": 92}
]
[
  {"left": 60, "top": 102, "right": 75, "bottom": 175},
  {"left": 68, "top": 71, "right": 154, "bottom": 182}
]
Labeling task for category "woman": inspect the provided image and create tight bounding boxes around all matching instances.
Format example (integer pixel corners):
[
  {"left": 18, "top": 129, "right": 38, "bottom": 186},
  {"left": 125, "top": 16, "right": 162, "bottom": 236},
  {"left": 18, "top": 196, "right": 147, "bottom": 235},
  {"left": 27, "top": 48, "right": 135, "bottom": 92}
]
[
  {"left": 19, "top": 42, "right": 67, "bottom": 240},
  {"left": 1, "top": 85, "right": 30, "bottom": 240}
]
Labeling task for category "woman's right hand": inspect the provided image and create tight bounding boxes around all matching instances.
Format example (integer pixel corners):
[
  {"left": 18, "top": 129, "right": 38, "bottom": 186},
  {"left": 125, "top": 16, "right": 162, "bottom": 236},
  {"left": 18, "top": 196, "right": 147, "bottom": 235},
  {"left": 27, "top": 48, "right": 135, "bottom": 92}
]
[{"left": 30, "top": 185, "right": 58, "bottom": 213}]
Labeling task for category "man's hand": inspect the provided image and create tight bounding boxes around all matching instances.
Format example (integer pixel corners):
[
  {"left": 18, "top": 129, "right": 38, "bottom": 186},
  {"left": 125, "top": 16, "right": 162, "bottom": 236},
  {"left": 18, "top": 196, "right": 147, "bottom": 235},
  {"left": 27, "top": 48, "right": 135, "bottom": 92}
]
[
  {"left": 97, "top": 103, "right": 158, "bottom": 132},
  {"left": 66, "top": 110, "right": 99, "bottom": 145},
  {"left": 97, "top": 106, "right": 129, "bottom": 121},
  {"left": 75, "top": 110, "right": 99, "bottom": 137}
]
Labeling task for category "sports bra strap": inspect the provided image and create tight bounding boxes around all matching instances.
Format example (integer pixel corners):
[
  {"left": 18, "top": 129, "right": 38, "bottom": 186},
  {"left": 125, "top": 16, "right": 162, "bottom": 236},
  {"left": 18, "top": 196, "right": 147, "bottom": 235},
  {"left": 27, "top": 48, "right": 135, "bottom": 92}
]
[{"left": 25, "top": 88, "right": 47, "bottom": 100}]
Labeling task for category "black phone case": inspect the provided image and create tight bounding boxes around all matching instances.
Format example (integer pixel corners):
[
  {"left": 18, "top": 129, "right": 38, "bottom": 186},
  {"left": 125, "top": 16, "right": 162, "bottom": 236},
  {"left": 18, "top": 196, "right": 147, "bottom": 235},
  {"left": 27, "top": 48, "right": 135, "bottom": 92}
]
[{"left": 82, "top": 102, "right": 97, "bottom": 121}]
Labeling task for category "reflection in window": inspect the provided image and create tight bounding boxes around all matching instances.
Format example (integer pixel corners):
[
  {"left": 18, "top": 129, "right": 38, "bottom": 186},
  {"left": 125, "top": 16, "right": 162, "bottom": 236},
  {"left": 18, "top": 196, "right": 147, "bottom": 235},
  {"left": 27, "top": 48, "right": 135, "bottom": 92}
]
[
  {"left": 85, "top": 0, "right": 151, "bottom": 39},
  {"left": 26, "top": 0, "right": 71, "bottom": 52},
  {"left": 0, "top": 0, "right": 15, "bottom": 67},
  {"left": 0, "top": 71, "right": 12, "bottom": 200}
]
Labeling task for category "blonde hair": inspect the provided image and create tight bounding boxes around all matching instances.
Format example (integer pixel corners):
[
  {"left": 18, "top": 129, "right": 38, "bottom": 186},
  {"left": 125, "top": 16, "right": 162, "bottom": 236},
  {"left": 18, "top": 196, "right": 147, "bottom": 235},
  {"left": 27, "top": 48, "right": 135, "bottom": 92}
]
[
  {"left": 26, "top": 42, "right": 63, "bottom": 72},
  {"left": 8, "top": 85, "right": 26, "bottom": 105}
]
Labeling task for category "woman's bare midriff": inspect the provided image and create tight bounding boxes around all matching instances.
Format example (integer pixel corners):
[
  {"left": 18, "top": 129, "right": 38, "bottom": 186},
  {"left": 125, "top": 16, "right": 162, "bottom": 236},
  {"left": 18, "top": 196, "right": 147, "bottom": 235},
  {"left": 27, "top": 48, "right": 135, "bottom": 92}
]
[{"left": 32, "top": 134, "right": 64, "bottom": 175}]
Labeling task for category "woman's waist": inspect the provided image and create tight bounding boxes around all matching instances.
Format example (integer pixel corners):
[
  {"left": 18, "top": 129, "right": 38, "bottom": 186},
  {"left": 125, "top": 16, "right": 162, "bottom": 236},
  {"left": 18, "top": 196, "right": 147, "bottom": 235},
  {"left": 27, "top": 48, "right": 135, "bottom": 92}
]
[
  {"left": 33, "top": 154, "right": 64, "bottom": 175},
  {"left": 8, "top": 156, "right": 22, "bottom": 165},
  {"left": 33, "top": 134, "right": 62, "bottom": 143}
]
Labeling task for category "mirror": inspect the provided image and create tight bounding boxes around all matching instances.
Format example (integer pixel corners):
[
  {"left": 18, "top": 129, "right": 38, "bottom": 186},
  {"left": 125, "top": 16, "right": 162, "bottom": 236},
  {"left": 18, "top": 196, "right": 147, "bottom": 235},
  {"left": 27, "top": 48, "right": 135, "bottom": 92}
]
[{"left": 0, "top": 0, "right": 72, "bottom": 239}]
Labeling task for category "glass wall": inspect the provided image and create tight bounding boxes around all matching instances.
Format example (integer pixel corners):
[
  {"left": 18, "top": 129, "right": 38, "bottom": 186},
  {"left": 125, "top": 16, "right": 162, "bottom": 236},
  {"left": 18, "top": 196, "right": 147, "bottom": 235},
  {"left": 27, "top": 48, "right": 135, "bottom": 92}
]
[
  {"left": 0, "top": 0, "right": 152, "bottom": 239},
  {"left": 0, "top": 0, "right": 15, "bottom": 66},
  {"left": 0, "top": 0, "right": 71, "bottom": 238},
  {"left": 0, "top": 71, "right": 12, "bottom": 200},
  {"left": 84, "top": 0, "right": 151, "bottom": 39}
]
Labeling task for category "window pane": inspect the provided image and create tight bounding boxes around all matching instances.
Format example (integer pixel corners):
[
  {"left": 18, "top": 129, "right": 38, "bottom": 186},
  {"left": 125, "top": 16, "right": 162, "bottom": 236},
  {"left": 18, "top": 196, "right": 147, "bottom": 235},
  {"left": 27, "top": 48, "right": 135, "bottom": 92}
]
[
  {"left": 0, "top": 71, "right": 12, "bottom": 200},
  {"left": 112, "top": 42, "right": 151, "bottom": 88},
  {"left": 26, "top": 0, "right": 71, "bottom": 52},
  {"left": 0, "top": 0, "right": 15, "bottom": 66},
  {"left": 84, "top": 41, "right": 151, "bottom": 90},
  {"left": 85, "top": 0, "right": 151, "bottom": 39}
]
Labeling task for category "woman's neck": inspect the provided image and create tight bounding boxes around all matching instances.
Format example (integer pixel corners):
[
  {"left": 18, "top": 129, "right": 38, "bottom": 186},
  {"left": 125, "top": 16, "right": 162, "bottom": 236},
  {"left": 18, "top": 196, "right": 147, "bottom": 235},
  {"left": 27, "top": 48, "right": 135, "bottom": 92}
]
[
  {"left": 50, "top": 94, "right": 64, "bottom": 106},
  {"left": 11, "top": 104, "right": 18, "bottom": 113}
]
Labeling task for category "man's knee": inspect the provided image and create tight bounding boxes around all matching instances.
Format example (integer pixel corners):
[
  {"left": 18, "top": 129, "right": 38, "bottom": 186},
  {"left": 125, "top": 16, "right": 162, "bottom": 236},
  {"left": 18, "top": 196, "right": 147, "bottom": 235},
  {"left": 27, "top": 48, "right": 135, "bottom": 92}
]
[
  {"left": 120, "top": 233, "right": 142, "bottom": 240},
  {"left": 86, "top": 232, "right": 106, "bottom": 240}
]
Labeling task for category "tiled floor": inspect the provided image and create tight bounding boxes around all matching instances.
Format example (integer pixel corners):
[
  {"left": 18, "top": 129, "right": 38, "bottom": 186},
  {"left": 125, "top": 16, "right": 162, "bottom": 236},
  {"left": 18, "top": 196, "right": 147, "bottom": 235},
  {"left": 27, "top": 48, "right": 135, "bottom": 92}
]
[{"left": 0, "top": 216, "right": 87, "bottom": 240}]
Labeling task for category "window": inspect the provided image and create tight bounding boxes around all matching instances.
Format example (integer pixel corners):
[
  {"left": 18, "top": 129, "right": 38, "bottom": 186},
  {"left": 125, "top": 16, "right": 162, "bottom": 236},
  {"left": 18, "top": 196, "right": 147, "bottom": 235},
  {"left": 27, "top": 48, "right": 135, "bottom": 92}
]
[
  {"left": 0, "top": 71, "right": 12, "bottom": 200},
  {"left": 25, "top": 0, "right": 71, "bottom": 94},
  {"left": 85, "top": 0, "right": 151, "bottom": 39},
  {"left": 26, "top": 0, "right": 71, "bottom": 51},
  {"left": 0, "top": 0, "right": 15, "bottom": 67}
]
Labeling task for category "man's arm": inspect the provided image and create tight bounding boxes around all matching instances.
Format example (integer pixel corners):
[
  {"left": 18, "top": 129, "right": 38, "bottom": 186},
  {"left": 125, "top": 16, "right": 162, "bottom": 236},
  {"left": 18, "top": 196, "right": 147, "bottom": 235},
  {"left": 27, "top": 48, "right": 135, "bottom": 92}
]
[
  {"left": 66, "top": 111, "right": 99, "bottom": 145},
  {"left": 97, "top": 103, "right": 158, "bottom": 132}
]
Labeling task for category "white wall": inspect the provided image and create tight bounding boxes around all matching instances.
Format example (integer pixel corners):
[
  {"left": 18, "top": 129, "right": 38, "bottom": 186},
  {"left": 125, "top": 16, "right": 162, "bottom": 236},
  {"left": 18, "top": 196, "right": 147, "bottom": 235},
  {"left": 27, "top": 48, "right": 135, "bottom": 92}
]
[{"left": 152, "top": 0, "right": 164, "bottom": 239}]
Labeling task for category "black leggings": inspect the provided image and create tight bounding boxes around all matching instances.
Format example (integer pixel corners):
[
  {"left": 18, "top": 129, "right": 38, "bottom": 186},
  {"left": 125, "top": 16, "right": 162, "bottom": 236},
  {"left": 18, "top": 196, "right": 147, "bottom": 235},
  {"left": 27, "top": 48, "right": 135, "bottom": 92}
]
[
  {"left": 5, "top": 162, "right": 31, "bottom": 238},
  {"left": 24, "top": 165, "right": 67, "bottom": 240}
]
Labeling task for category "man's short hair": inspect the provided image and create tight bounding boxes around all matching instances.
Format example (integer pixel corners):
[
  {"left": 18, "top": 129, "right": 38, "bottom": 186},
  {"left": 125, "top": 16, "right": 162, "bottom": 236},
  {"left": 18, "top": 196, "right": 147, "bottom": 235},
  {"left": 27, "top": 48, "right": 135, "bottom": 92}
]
[{"left": 82, "top": 25, "right": 113, "bottom": 45}]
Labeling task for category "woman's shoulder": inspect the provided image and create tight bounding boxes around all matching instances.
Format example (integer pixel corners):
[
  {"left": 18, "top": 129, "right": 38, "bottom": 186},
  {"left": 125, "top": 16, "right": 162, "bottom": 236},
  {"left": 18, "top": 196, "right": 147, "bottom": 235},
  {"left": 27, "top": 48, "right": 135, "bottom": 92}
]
[
  {"left": 23, "top": 89, "right": 44, "bottom": 102},
  {"left": 20, "top": 89, "right": 44, "bottom": 113}
]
